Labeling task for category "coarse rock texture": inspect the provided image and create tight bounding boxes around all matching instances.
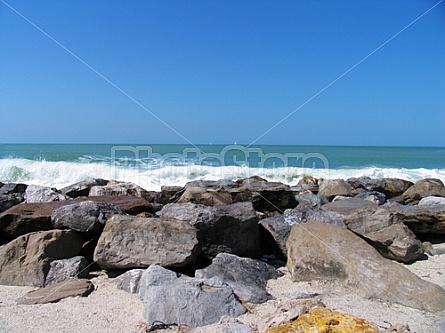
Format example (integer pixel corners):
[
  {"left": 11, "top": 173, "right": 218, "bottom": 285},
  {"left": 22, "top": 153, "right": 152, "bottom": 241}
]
[
  {"left": 318, "top": 179, "right": 353, "bottom": 200},
  {"left": 195, "top": 253, "right": 282, "bottom": 304},
  {"left": 51, "top": 200, "right": 126, "bottom": 236},
  {"left": 17, "top": 278, "right": 94, "bottom": 305},
  {"left": 401, "top": 178, "right": 445, "bottom": 205},
  {"left": 44, "top": 256, "right": 90, "bottom": 286},
  {"left": 138, "top": 265, "right": 246, "bottom": 328},
  {"left": 0, "top": 230, "right": 83, "bottom": 287},
  {"left": 185, "top": 179, "right": 239, "bottom": 189},
  {"left": 265, "top": 307, "right": 379, "bottom": 333},
  {"left": 192, "top": 317, "right": 253, "bottom": 333},
  {"left": 24, "top": 185, "right": 69, "bottom": 203},
  {"left": 346, "top": 177, "right": 413, "bottom": 198},
  {"left": 385, "top": 202, "right": 445, "bottom": 236},
  {"left": 259, "top": 207, "right": 345, "bottom": 260},
  {"left": 157, "top": 202, "right": 261, "bottom": 260},
  {"left": 114, "top": 269, "right": 145, "bottom": 294},
  {"left": 0, "top": 183, "right": 27, "bottom": 213},
  {"left": 286, "top": 220, "right": 445, "bottom": 312},
  {"left": 322, "top": 199, "right": 424, "bottom": 263},
  {"left": 93, "top": 215, "right": 201, "bottom": 270},
  {"left": 60, "top": 178, "right": 109, "bottom": 198}
]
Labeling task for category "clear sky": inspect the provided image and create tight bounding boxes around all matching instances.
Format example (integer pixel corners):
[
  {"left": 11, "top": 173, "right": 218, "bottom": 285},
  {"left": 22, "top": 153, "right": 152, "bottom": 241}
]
[{"left": 1, "top": 0, "right": 444, "bottom": 146}]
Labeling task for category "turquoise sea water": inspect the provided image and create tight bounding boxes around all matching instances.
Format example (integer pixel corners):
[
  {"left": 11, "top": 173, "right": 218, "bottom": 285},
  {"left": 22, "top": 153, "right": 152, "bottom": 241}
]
[{"left": 1, "top": 144, "right": 444, "bottom": 191}]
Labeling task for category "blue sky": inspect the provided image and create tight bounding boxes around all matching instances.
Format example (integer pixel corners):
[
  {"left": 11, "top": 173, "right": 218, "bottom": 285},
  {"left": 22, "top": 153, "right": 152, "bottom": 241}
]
[{"left": 1, "top": 0, "right": 444, "bottom": 146}]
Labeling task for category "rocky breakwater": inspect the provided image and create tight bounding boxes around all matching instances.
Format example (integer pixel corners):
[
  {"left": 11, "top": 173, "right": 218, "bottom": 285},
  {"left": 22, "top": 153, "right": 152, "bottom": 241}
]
[{"left": 0, "top": 176, "right": 444, "bottom": 331}]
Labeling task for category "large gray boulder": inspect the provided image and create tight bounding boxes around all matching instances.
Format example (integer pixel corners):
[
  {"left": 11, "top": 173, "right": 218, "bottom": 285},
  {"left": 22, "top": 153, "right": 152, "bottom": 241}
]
[
  {"left": 24, "top": 185, "right": 69, "bottom": 203},
  {"left": 60, "top": 178, "right": 109, "bottom": 198},
  {"left": 419, "top": 196, "right": 445, "bottom": 206},
  {"left": 195, "top": 253, "right": 282, "bottom": 303},
  {"left": 0, "top": 183, "right": 27, "bottom": 213},
  {"left": 93, "top": 215, "right": 201, "bottom": 270},
  {"left": 157, "top": 202, "right": 261, "bottom": 260},
  {"left": 286, "top": 221, "right": 445, "bottom": 312},
  {"left": 44, "top": 256, "right": 90, "bottom": 286},
  {"left": 138, "top": 265, "right": 246, "bottom": 327},
  {"left": 51, "top": 200, "right": 126, "bottom": 236},
  {"left": 294, "top": 193, "right": 328, "bottom": 209},
  {"left": 401, "top": 178, "right": 445, "bottom": 205},
  {"left": 0, "top": 230, "right": 83, "bottom": 286},
  {"left": 259, "top": 207, "right": 345, "bottom": 260},
  {"left": 346, "top": 177, "right": 413, "bottom": 198},
  {"left": 325, "top": 203, "right": 424, "bottom": 263}
]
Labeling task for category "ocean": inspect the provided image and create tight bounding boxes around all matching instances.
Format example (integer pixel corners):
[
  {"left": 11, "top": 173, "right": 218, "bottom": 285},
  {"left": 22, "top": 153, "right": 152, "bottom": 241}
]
[{"left": 0, "top": 144, "right": 444, "bottom": 191}]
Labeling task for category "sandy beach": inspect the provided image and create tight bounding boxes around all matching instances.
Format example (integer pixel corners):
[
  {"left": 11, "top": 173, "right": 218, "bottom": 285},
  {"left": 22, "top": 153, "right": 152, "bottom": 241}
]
[{"left": 0, "top": 248, "right": 443, "bottom": 333}]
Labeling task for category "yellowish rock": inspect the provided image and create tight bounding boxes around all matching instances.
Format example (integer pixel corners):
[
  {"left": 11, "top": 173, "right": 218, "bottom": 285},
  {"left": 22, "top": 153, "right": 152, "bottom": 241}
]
[{"left": 266, "top": 307, "right": 379, "bottom": 333}]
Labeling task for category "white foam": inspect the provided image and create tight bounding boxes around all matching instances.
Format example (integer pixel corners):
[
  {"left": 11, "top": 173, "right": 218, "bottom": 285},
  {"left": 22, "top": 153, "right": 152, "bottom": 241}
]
[{"left": 0, "top": 158, "right": 444, "bottom": 191}]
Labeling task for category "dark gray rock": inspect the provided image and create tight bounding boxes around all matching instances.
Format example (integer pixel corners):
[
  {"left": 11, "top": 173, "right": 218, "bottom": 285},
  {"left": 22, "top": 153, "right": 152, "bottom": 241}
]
[
  {"left": 355, "top": 191, "right": 386, "bottom": 205},
  {"left": 24, "top": 185, "right": 69, "bottom": 203},
  {"left": 93, "top": 215, "right": 201, "bottom": 270},
  {"left": 295, "top": 194, "right": 328, "bottom": 208},
  {"left": 195, "top": 253, "right": 282, "bottom": 303},
  {"left": 346, "top": 177, "right": 413, "bottom": 198},
  {"left": 0, "top": 183, "right": 27, "bottom": 213},
  {"left": 0, "top": 230, "right": 83, "bottom": 286},
  {"left": 259, "top": 207, "right": 345, "bottom": 260},
  {"left": 44, "top": 256, "right": 90, "bottom": 286},
  {"left": 287, "top": 221, "right": 445, "bottom": 312},
  {"left": 401, "top": 178, "right": 445, "bottom": 205},
  {"left": 17, "top": 279, "right": 94, "bottom": 305},
  {"left": 138, "top": 265, "right": 246, "bottom": 327},
  {"left": 114, "top": 269, "right": 145, "bottom": 294},
  {"left": 51, "top": 200, "right": 125, "bottom": 236},
  {"left": 60, "top": 178, "right": 108, "bottom": 198},
  {"left": 157, "top": 202, "right": 261, "bottom": 260}
]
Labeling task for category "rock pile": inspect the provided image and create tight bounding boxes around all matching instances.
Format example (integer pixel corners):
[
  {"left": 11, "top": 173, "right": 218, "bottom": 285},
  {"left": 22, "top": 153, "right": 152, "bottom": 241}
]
[{"left": 0, "top": 176, "right": 445, "bottom": 330}]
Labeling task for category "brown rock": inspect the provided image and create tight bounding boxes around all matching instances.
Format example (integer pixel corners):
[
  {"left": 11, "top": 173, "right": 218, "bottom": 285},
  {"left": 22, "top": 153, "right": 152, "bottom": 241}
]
[
  {"left": 93, "top": 215, "right": 201, "bottom": 270},
  {"left": 286, "top": 221, "right": 445, "bottom": 312},
  {"left": 17, "top": 278, "right": 94, "bottom": 304},
  {"left": 0, "top": 230, "right": 83, "bottom": 286},
  {"left": 178, "top": 187, "right": 233, "bottom": 206},
  {"left": 401, "top": 178, "right": 445, "bottom": 205},
  {"left": 318, "top": 179, "right": 353, "bottom": 201}
]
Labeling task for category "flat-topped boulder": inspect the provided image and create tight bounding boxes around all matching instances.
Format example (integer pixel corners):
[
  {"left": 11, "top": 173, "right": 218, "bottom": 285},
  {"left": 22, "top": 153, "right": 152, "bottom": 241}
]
[
  {"left": 93, "top": 215, "right": 201, "bottom": 270},
  {"left": 0, "top": 229, "right": 83, "bottom": 286},
  {"left": 157, "top": 202, "right": 261, "bottom": 260},
  {"left": 287, "top": 221, "right": 445, "bottom": 312}
]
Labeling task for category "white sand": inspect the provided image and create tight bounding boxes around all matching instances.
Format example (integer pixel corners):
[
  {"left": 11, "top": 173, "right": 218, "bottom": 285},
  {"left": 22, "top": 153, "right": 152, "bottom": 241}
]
[{"left": 0, "top": 253, "right": 444, "bottom": 333}]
